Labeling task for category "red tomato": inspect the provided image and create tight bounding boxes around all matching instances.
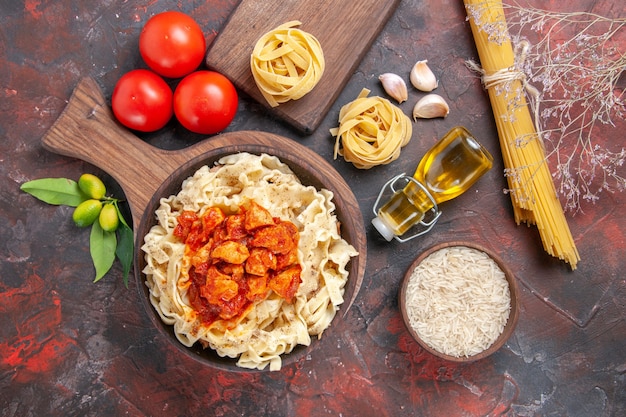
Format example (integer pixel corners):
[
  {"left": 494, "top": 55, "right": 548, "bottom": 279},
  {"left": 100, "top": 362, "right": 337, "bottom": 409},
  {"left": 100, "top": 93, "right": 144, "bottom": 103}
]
[
  {"left": 173, "top": 71, "right": 238, "bottom": 135},
  {"left": 139, "top": 11, "right": 206, "bottom": 79},
  {"left": 111, "top": 69, "right": 173, "bottom": 132}
]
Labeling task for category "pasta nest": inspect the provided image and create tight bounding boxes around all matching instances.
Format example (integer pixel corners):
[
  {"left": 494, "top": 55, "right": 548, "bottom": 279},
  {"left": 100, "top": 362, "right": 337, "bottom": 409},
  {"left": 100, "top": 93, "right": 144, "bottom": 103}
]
[
  {"left": 331, "top": 89, "right": 413, "bottom": 169},
  {"left": 251, "top": 21, "right": 325, "bottom": 107}
]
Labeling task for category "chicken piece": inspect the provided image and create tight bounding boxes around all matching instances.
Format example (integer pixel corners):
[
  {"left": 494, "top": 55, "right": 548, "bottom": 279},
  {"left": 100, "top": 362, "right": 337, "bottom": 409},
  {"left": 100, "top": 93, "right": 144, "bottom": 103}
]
[
  {"left": 268, "top": 264, "right": 302, "bottom": 302},
  {"left": 244, "top": 201, "right": 275, "bottom": 231},
  {"left": 220, "top": 263, "right": 245, "bottom": 282},
  {"left": 246, "top": 274, "right": 269, "bottom": 301},
  {"left": 201, "top": 207, "right": 226, "bottom": 234},
  {"left": 211, "top": 240, "right": 250, "bottom": 264},
  {"left": 174, "top": 211, "right": 198, "bottom": 241},
  {"left": 250, "top": 221, "right": 299, "bottom": 254},
  {"left": 218, "top": 293, "right": 249, "bottom": 320},
  {"left": 190, "top": 240, "right": 214, "bottom": 269},
  {"left": 175, "top": 211, "right": 208, "bottom": 250},
  {"left": 201, "top": 265, "right": 239, "bottom": 304},
  {"left": 278, "top": 220, "right": 299, "bottom": 240},
  {"left": 224, "top": 213, "right": 247, "bottom": 240},
  {"left": 275, "top": 247, "right": 299, "bottom": 271},
  {"left": 245, "top": 248, "right": 277, "bottom": 276},
  {"left": 211, "top": 222, "right": 228, "bottom": 243}
]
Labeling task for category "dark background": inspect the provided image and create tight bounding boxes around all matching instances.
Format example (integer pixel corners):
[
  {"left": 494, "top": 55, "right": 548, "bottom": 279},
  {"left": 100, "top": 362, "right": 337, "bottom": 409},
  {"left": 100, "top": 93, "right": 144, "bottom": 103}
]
[{"left": 1, "top": 0, "right": 624, "bottom": 416}]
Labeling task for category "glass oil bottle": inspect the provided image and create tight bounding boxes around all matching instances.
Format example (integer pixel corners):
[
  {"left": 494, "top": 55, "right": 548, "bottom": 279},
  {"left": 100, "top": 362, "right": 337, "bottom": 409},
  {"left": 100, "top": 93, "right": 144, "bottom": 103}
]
[{"left": 372, "top": 126, "right": 493, "bottom": 242}]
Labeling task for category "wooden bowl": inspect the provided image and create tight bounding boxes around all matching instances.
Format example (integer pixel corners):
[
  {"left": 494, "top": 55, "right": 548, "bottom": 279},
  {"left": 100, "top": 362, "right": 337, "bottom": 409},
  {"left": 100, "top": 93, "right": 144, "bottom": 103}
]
[
  {"left": 399, "top": 241, "right": 519, "bottom": 362},
  {"left": 134, "top": 145, "right": 366, "bottom": 371},
  {"left": 41, "top": 77, "right": 367, "bottom": 371}
]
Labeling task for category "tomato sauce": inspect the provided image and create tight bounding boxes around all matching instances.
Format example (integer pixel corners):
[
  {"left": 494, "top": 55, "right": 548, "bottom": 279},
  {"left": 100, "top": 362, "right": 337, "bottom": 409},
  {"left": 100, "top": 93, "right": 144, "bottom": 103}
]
[{"left": 174, "top": 201, "right": 302, "bottom": 327}]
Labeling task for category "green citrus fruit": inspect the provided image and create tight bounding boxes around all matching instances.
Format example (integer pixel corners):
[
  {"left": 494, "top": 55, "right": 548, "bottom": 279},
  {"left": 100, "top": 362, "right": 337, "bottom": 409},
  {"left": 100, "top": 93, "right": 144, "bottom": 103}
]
[
  {"left": 72, "top": 199, "right": 103, "bottom": 227},
  {"left": 78, "top": 173, "right": 106, "bottom": 200},
  {"left": 98, "top": 203, "right": 119, "bottom": 232}
]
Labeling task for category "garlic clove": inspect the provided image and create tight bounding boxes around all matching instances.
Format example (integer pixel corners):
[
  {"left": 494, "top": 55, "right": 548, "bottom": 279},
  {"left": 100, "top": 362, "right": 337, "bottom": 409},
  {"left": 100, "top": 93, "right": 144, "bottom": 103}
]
[
  {"left": 379, "top": 73, "right": 408, "bottom": 104},
  {"left": 410, "top": 60, "right": 438, "bottom": 92},
  {"left": 412, "top": 94, "right": 450, "bottom": 120}
]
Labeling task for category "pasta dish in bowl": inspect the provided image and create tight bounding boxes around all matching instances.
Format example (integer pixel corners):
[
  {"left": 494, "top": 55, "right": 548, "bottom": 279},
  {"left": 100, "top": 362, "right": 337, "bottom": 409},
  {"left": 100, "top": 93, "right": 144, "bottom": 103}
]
[{"left": 134, "top": 144, "right": 365, "bottom": 371}]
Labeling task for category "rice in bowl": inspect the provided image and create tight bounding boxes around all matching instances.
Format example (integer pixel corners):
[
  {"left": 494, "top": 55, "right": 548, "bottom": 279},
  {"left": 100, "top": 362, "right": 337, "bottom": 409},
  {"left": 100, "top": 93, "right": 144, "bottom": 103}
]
[{"left": 400, "top": 243, "right": 518, "bottom": 360}]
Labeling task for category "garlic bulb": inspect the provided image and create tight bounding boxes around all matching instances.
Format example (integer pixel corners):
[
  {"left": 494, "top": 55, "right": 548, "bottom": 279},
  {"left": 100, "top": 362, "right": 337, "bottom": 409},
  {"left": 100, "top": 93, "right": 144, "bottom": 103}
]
[
  {"left": 410, "top": 60, "right": 438, "bottom": 92},
  {"left": 412, "top": 94, "right": 450, "bottom": 120},
  {"left": 379, "top": 73, "right": 408, "bottom": 103}
]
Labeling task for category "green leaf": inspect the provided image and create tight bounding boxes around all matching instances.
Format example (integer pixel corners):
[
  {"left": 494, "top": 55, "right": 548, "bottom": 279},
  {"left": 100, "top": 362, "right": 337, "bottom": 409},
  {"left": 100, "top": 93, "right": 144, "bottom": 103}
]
[
  {"left": 21, "top": 178, "right": 88, "bottom": 207},
  {"left": 113, "top": 200, "right": 131, "bottom": 229},
  {"left": 115, "top": 222, "right": 134, "bottom": 288},
  {"left": 90, "top": 221, "right": 117, "bottom": 282}
]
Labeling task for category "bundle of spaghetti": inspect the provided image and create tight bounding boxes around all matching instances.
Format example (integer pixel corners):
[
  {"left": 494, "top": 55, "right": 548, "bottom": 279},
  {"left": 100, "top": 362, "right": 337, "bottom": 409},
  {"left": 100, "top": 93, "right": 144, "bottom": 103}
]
[{"left": 463, "top": 0, "right": 579, "bottom": 269}]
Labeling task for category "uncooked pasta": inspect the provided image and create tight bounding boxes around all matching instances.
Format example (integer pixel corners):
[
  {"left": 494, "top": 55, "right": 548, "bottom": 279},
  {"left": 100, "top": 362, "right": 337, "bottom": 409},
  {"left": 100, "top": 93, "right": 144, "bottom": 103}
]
[
  {"left": 464, "top": 0, "right": 580, "bottom": 269},
  {"left": 330, "top": 88, "right": 412, "bottom": 169},
  {"left": 251, "top": 21, "right": 325, "bottom": 107}
]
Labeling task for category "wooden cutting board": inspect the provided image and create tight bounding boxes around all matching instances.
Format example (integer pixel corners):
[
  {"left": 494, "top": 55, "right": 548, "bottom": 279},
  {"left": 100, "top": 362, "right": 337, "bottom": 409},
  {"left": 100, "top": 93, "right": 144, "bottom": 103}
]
[{"left": 206, "top": 0, "right": 400, "bottom": 134}]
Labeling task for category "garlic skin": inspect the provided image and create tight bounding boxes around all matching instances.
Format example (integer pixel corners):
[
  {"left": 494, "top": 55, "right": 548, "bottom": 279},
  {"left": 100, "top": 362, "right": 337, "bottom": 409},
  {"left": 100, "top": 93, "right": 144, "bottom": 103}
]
[
  {"left": 379, "top": 73, "right": 408, "bottom": 103},
  {"left": 410, "top": 60, "right": 438, "bottom": 92},
  {"left": 412, "top": 94, "right": 450, "bottom": 120}
]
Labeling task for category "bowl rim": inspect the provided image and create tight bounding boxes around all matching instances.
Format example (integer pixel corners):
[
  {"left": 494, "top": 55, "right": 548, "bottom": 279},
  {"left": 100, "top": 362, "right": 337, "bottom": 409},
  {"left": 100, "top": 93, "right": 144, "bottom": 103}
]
[
  {"left": 133, "top": 142, "right": 366, "bottom": 371},
  {"left": 399, "top": 241, "right": 520, "bottom": 362}
]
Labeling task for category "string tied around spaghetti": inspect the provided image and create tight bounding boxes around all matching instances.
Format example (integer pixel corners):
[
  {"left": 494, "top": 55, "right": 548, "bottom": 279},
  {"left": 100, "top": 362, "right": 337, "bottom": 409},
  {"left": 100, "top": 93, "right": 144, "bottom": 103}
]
[{"left": 465, "top": 40, "right": 544, "bottom": 149}]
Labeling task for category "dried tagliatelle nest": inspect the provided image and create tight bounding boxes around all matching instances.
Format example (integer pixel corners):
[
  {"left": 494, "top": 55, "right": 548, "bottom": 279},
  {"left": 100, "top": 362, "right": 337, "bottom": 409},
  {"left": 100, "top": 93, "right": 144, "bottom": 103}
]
[
  {"left": 250, "top": 21, "right": 325, "bottom": 107},
  {"left": 330, "top": 88, "right": 412, "bottom": 169}
]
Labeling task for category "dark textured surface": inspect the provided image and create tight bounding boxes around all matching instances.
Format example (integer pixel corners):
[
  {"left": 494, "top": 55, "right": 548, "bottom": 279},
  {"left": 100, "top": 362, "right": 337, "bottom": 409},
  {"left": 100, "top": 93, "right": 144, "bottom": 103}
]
[{"left": 1, "top": 0, "right": 625, "bottom": 416}]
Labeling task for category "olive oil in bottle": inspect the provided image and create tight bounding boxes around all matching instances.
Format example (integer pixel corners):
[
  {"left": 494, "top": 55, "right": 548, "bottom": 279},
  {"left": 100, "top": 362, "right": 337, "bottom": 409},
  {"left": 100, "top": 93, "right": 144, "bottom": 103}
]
[{"left": 372, "top": 126, "right": 493, "bottom": 241}]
